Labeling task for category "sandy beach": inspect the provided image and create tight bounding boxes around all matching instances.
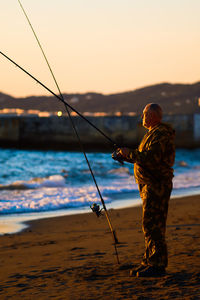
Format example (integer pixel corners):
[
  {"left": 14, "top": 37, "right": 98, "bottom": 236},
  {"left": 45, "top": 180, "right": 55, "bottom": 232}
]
[{"left": 0, "top": 194, "right": 200, "bottom": 299}]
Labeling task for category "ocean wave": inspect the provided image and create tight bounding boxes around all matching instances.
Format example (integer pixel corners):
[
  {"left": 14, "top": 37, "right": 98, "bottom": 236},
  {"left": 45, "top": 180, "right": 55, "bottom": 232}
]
[
  {"left": 0, "top": 148, "right": 200, "bottom": 215},
  {"left": 0, "top": 186, "right": 105, "bottom": 214},
  {"left": 0, "top": 175, "right": 66, "bottom": 190},
  {"left": 108, "top": 167, "right": 131, "bottom": 176},
  {"left": 0, "top": 177, "right": 138, "bottom": 214},
  {"left": 173, "top": 170, "right": 200, "bottom": 189}
]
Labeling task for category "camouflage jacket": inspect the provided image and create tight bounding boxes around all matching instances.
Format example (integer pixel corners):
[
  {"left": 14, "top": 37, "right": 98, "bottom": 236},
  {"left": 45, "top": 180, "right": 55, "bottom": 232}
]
[{"left": 126, "top": 123, "right": 175, "bottom": 184}]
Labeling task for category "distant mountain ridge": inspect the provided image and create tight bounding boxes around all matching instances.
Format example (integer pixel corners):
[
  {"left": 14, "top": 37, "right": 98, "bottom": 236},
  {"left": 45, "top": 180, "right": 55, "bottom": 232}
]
[{"left": 1, "top": 82, "right": 200, "bottom": 115}]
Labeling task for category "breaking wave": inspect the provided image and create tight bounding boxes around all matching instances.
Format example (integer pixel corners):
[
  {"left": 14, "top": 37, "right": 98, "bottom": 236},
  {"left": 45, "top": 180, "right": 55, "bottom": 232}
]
[{"left": 0, "top": 148, "right": 200, "bottom": 214}]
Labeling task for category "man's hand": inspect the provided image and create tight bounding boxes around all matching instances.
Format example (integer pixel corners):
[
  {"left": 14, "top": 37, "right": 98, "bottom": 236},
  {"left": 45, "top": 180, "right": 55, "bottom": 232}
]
[
  {"left": 117, "top": 147, "right": 130, "bottom": 158},
  {"left": 112, "top": 147, "right": 130, "bottom": 163}
]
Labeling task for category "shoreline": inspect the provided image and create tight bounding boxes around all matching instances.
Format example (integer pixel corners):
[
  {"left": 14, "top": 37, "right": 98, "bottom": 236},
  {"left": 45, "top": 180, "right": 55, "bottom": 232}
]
[
  {"left": 1, "top": 186, "right": 200, "bottom": 236},
  {"left": 0, "top": 193, "right": 199, "bottom": 299}
]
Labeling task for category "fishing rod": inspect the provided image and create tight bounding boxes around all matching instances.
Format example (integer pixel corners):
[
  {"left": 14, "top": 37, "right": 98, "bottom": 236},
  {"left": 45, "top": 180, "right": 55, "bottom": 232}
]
[
  {"left": 0, "top": 51, "right": 125, "bottom": 164},
  {"left": 15, "top": 0, "right": 120, "bottom": 263},
  {"left": 1, "top": 51, "right": 115, "bottom": 147}
]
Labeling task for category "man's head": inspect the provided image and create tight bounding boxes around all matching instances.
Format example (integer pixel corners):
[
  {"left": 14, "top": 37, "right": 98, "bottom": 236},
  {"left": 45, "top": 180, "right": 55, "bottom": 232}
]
[{"left": 142, "top": 103, "right": 162, "bottom": 130}]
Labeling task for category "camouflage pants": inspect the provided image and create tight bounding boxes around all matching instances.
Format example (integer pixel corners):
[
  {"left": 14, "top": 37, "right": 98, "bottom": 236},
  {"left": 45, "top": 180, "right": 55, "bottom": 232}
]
[{"left": 138, "top": 181, "right": 172, "bottom": 268}]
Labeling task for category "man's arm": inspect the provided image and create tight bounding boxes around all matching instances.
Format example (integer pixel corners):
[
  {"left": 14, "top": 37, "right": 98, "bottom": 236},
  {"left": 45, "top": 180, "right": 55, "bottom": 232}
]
[{"left": 119, "top": 132, "right": 167, "bottom": 167}]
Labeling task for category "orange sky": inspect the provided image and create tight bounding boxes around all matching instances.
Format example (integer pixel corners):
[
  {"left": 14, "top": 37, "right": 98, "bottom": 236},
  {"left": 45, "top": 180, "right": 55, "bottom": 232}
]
[{"left": 1, "top": 0, "right": 200, "bottom": 97}]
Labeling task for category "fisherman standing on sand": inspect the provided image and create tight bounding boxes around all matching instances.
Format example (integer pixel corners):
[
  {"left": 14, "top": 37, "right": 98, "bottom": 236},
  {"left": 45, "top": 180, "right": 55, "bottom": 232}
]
[{"left": 113, "top": 103, "right": 175, "bottom": 277}]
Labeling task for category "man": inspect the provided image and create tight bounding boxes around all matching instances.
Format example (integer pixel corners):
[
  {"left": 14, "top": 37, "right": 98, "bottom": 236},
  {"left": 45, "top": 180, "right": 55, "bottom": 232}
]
[{"left": 113, "top": 103, "right": 175, "bottom": 277}]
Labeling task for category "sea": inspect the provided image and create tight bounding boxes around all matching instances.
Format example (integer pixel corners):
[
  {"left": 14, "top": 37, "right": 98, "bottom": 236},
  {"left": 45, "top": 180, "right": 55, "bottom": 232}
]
[{"left": 0, "top": 148, "right": 200, "bottom": 234}]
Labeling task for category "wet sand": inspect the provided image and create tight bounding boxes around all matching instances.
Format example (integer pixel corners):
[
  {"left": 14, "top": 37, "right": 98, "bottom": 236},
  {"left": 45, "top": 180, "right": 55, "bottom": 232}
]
[{"left": 0, "top": 194, "right": 200, "bottom": 299}]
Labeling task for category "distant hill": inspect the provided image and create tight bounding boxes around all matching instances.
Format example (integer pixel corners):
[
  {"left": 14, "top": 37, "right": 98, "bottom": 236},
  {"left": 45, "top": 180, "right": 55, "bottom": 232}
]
[{"left": 1, "top": 82, "right": 200, "bottom": 115}]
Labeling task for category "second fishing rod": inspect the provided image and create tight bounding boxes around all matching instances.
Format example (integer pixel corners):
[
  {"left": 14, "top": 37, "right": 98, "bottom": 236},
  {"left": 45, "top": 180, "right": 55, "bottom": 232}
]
[
  {"left": 0, "top": 52, "right": 121, "bottom": 263},
  {"left": 15, "top": 0, "right": 122, "bottom": 264}
]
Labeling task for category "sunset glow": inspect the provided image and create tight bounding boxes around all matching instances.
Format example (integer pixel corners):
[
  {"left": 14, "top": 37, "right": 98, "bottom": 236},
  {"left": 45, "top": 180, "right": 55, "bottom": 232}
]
[{"left": 1, "top": 0, "right": 200, "bottom": 97}]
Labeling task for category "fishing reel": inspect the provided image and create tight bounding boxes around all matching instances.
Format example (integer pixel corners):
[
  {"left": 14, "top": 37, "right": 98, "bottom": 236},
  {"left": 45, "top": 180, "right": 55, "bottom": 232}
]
[
  {"left": 112, "top": 149, "right": 124, "bottom": 165},
  {"left": 90, "top": 203, "right": 103, "bottom": 217}
]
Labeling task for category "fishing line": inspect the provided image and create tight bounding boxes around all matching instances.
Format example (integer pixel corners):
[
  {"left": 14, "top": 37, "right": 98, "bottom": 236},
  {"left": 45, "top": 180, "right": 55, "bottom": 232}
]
[
  {"left": 17, "top": 0, "right": 116, "bottom": 147},
  {"left": 16, "top": 0, "right": 120, "bottom": 263}
]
